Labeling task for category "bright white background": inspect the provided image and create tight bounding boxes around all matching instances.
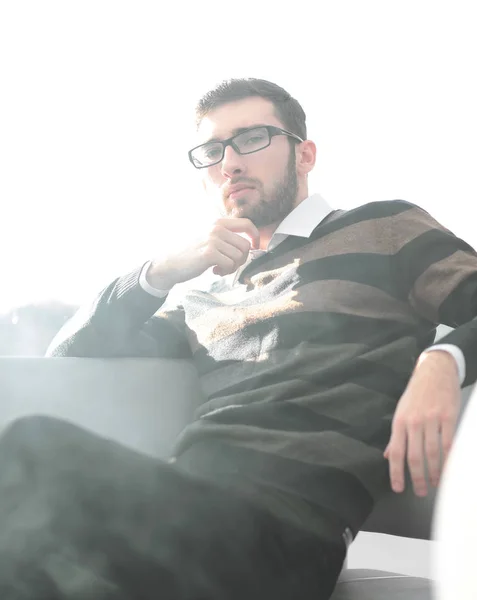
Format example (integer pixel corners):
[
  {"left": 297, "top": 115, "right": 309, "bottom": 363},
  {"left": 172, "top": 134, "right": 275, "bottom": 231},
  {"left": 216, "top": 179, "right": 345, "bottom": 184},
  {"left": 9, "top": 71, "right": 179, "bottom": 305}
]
[{"left": 1, "top": 1, "right": 476, "bottom": 312}]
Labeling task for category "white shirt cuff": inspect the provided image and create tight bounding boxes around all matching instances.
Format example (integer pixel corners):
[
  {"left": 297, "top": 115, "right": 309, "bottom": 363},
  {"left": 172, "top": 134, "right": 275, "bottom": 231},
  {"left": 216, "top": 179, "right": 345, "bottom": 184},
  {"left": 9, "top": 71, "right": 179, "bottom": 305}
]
[
  {"left": 139, "top": 261, "right": 171, "bottom": 299},
  {"left": 423, "top": 344, "right": 466, "bottom": 385}
]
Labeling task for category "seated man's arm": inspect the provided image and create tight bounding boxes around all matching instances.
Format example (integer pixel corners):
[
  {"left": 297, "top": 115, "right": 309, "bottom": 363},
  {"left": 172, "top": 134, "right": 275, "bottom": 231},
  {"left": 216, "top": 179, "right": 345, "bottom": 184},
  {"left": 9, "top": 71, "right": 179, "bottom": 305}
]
[
  {"left": 384, "top": 200, "right": 477, "bottom": 496},
  {"left": 393, "top": 201, "right": 477, "bottom": 387},
  {"left": 46, "top": 263, "right": 191, "bottom": 359}
]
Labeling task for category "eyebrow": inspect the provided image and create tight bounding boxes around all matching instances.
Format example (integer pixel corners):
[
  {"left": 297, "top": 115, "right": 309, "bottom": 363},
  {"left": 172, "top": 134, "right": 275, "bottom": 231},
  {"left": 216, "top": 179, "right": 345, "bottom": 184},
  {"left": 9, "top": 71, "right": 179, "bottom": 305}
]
[{"left": 204, "top": 124, "right": 269, "bottom": 145}]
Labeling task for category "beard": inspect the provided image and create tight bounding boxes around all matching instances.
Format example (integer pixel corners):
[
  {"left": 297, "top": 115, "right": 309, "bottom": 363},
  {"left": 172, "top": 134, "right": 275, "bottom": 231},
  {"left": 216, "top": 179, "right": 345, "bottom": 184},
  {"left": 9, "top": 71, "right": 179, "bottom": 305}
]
[{"left": 222, "top": 146, "right": 298, "bottom": 228}]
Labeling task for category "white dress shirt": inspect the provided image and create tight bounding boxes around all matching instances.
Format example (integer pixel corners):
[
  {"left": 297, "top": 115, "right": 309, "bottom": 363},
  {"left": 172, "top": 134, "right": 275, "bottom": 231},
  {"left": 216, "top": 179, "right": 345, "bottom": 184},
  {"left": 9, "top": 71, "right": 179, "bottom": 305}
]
[{"left": 139, "top": 193, "right": 465, "bottom": 384}]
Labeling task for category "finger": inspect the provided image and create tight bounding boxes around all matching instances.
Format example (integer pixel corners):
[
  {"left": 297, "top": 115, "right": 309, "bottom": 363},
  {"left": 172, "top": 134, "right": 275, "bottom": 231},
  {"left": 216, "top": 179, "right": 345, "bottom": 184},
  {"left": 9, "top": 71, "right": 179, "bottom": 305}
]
[
  {"left": 217, "top": 227, "right": 253, "bottom": 256},
  {"left": 441, "top": 409, "right": 458, "bottom": 470},
  {"left": 218, "top": 218, "right": 260, "bottom": 249},
  {"left": 213, "top": 237, "right": 248, "bottom": 265},
  {"left": 210, "top": 240, "right": 247, "bottom": 276},
  {"left": 407, "top": 420, "right": 427, "bottom": 496},
  {"left": 387, "top": 422, "right": 407, "bottom": 493},
  {"left": 212, "top": 253, "right": 238, "bottom": 276},
  {"left": 424, "top": 418, "right": 441, "bottom": 487}
]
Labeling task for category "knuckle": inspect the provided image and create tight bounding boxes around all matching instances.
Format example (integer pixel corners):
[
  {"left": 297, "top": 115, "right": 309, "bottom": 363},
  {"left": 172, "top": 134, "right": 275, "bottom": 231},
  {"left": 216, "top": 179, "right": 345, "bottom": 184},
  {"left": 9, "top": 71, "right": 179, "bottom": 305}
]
[
  {"left": 442, "top": 439, "right": 453, "bottom": 453},
  {"left": 238, "top": 245, "right": 251, "bottom": 260},
  {"left": 231, "top": 252, "right": 243, "bottom": 266},
  {"left": 238, "top": 235, "right": 251, "bottom": 249},
  {"left": 441, "top": 410, "right": 455, "bottom": 424},
  {"left": 209, "top": 223, "right": 223, "bottom": 237},
  {"left": 427, "top": 409, "right": 440, "bottom": 421},
  {"left": 393, "top": 415, "right": 407, "bottom": 428},
  {"left": 389, "top": 448, "right": 404, "bottom": 460},
  {"left": 202, "top": 246, "right": 216, "bottom": 260},
  {"left": 217, "top": 258, "right": 233, "bottom": 273},
  {"left": 407, "top": 416, "right": 423, "bottom": 430},
  {"left": 407, "top": 453, "right": 421, "bottom": 467},
  {"left": 426, "top": 447, "right": 439, "bottom": 460},
  {"left": 203, "top": 248, "right": 220, "bottom": 266}
]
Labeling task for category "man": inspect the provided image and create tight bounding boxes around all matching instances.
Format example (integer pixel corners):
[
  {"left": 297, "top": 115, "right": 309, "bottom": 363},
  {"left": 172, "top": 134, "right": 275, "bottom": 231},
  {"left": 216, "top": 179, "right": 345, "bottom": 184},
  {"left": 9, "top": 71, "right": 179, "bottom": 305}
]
[{"left": 0, "top": 78, "right": 473, "bottom": 599}]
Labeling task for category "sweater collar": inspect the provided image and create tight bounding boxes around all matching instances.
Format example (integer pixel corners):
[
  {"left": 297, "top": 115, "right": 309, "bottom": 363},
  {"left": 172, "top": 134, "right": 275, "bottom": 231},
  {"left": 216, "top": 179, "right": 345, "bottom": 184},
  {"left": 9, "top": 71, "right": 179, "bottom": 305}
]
[{"left": 250, "top": 193, "right": 334, "bottom": 256}]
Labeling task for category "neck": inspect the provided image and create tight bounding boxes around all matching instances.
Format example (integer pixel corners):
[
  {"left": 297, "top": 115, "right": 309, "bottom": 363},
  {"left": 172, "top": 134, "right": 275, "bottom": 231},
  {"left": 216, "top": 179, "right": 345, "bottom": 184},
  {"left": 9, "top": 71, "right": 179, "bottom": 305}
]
[
  {"left": 258, "top": 188, "right": 309, "bottom": 250},
  {"left": 258, "top": 223, "right": 279, "bottom": 250}
]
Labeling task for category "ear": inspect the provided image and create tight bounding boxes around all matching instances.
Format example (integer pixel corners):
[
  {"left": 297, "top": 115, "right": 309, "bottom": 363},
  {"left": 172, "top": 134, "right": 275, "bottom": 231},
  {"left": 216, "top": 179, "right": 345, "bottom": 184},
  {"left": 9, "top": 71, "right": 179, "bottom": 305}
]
[{"left": 296, "top": 139, "right": 316, "bottom": 177}]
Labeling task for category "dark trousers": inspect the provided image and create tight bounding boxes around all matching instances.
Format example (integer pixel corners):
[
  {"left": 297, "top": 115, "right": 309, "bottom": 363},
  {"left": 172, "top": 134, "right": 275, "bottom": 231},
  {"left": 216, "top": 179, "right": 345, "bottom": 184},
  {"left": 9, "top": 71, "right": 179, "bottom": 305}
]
[{"left": 0, "top": 416, "right": 345, "bottom": 600}]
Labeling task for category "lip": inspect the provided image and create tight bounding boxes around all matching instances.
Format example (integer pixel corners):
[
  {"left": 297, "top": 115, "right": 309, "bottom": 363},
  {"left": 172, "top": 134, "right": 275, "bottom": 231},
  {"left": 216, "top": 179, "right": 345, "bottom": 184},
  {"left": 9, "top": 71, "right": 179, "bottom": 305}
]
[{"left": 228, "top": 186, "right": 254, "bottom": 199}]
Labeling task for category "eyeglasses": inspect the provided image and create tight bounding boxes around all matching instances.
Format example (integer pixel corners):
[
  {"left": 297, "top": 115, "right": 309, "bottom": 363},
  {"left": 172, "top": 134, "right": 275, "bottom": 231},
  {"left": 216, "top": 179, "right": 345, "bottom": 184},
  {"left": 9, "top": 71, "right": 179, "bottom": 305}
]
[{"left": 188, "top": 125, "right": 304, "bottom": 169}]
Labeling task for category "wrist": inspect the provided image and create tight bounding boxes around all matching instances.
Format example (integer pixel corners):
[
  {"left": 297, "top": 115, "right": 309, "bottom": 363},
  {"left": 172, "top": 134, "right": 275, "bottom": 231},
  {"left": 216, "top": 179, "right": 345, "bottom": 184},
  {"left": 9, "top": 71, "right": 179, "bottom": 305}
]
[
  {"left": 145, "top": 261, "right": 177, "bottom": 291},
  {"left": 416, "top": 350, "right": 459, "bottom": 379}
]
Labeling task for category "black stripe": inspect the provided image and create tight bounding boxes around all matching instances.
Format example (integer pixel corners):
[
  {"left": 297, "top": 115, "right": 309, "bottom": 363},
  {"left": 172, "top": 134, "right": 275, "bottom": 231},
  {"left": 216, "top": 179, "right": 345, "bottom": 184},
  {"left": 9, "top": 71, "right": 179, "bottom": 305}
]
[
  {"left": 239, "top": 200, "right": 414, "bottom": 282},
  {"left": 437, "top": 273, "right": 477, "bottom": 326},
  {"left": 202, "top": 397, "right": 392, "bottom": 450},
  {"left": 178, "top": 441, "right": 376, "bottom": 533},
  {"left": 238, "top": 446, "right": 376, "bottom": 530},
  {"left": 392, "top": 229, "right": 476, "bottom": 301},
  {"left": 295, "top": 253, "right": 395, "bottom": 296},
  {"left": 304, "top": 356, "right": 411, "bottom": 396},
  {"left": 204, "top": 397, "right": 353, "bottom": 432},
  {"left": 196, "top": 312, "right": 421, "bottom": 365},
  {"left": 205, "top": 352, "right": 409, "bottom": 402}
]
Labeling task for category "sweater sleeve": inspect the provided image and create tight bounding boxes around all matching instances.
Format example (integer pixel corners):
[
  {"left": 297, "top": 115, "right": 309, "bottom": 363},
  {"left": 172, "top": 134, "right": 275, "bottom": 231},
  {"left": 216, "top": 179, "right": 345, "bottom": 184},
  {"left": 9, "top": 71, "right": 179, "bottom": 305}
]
[
  {"left": 46, "top": 264, "right": 192, "bottom": 359},
  {"left": 392, "top": 201, "right": 477, "bottom": 386}
]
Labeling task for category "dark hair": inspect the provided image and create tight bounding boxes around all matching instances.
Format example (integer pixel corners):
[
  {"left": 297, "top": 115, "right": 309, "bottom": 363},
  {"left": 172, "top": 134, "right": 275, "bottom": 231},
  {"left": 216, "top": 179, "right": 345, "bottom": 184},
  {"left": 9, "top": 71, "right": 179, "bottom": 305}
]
[{"left": 195, "top": 78, "right": 307, "bottom": 141}]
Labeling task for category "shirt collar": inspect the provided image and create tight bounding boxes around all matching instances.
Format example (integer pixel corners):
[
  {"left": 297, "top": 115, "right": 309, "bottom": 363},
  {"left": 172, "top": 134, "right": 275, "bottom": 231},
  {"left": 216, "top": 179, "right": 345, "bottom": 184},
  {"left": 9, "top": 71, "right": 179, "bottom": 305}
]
[{"left": 251, "top": 193, "right": 334, "bottom": 255}]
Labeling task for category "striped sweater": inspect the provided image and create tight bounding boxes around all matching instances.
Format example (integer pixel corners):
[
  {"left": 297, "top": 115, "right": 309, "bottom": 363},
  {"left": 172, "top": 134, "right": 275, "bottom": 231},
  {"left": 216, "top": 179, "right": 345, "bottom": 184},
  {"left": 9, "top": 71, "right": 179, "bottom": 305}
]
[{"left": 48, "top": 199, "right": 477, "bottom": 538}]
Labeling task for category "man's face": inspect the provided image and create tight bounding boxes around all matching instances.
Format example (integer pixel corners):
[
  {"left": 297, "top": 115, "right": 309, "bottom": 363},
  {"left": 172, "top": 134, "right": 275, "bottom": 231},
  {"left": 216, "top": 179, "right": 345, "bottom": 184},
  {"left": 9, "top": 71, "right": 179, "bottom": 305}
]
[{"left": 196, "top": 97, "right": 299, "bottom": 228}]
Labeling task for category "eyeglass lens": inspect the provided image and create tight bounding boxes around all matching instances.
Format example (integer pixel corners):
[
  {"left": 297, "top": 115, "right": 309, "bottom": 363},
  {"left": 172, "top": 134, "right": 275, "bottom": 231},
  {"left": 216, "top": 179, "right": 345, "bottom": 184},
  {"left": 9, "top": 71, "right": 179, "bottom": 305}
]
[{"left": 191, "top": 126, "right": 270, "bottom": 167}]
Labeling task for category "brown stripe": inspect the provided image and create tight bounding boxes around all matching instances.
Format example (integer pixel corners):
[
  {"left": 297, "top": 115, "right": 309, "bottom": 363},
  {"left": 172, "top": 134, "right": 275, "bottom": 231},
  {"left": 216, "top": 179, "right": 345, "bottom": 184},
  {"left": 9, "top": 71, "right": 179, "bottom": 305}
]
[
  {"left": 195, "top": 421, "right": 384, "bottom": 497},
  {"left": 296, "top": 280, "right": 416, "bottom": 322},
  {"left": 246, "top": 205, "right": 443, "bottom": 275},
  {"left": 410, "top": 250, "right": 477, "bottom": 321},
  {"left": 190, "top": 280, "right": 417, "bottom": 349},
  {"left": 188, "top": 288, "right": 302, "bottom": 350}
]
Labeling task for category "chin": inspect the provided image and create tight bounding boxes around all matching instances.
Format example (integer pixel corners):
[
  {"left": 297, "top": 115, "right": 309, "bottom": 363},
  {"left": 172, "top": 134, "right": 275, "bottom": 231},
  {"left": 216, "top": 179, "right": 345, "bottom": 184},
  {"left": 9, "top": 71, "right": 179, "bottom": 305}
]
[{"left": 227, "top": 203, "right": 251, "bottom": 219}]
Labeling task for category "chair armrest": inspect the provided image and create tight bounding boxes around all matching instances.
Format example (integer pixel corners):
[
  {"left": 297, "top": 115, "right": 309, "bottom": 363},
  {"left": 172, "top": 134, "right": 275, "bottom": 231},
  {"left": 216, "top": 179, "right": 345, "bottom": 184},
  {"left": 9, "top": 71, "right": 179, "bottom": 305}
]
[
  {"left": 0, "top": 357, "right": 201, "bottom": 458},
  {"left": 347, "top": 531, "right": 435, "bottom": 579}
]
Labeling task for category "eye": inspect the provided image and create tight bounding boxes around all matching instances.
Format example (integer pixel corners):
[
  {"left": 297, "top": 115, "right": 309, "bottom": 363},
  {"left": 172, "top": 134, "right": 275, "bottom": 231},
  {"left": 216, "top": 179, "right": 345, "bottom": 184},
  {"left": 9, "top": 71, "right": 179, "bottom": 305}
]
[
  {"left": 204, "top": 147, "right": 222, "bottom": 159},
  {"left": 245, "top": 135, "right": 265, "bottom": 145}
]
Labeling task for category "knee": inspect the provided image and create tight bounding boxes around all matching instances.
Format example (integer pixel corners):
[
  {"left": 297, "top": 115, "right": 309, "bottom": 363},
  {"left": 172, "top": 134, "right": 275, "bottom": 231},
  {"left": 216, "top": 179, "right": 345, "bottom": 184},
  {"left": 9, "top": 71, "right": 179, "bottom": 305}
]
[
  {"left": 1, "top": 414, "right": 68, "bottom": 436},
  {"left": 0, "top": 415, "right": 75, "bottom": 455}
]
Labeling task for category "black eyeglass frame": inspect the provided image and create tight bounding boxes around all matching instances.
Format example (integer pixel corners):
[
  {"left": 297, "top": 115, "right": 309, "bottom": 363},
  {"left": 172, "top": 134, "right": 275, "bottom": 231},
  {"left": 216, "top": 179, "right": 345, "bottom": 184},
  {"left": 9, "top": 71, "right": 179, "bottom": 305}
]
[{"left": 188, "top": 125, "right": 305, "bottom": 169}]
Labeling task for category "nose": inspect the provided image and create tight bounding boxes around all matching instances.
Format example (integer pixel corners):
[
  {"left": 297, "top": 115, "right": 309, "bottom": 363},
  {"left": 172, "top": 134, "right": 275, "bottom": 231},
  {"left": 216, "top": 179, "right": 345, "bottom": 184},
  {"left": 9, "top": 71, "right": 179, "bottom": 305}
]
[{"left": 220, "top": 144, "right": 245, "bottom": 178}]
